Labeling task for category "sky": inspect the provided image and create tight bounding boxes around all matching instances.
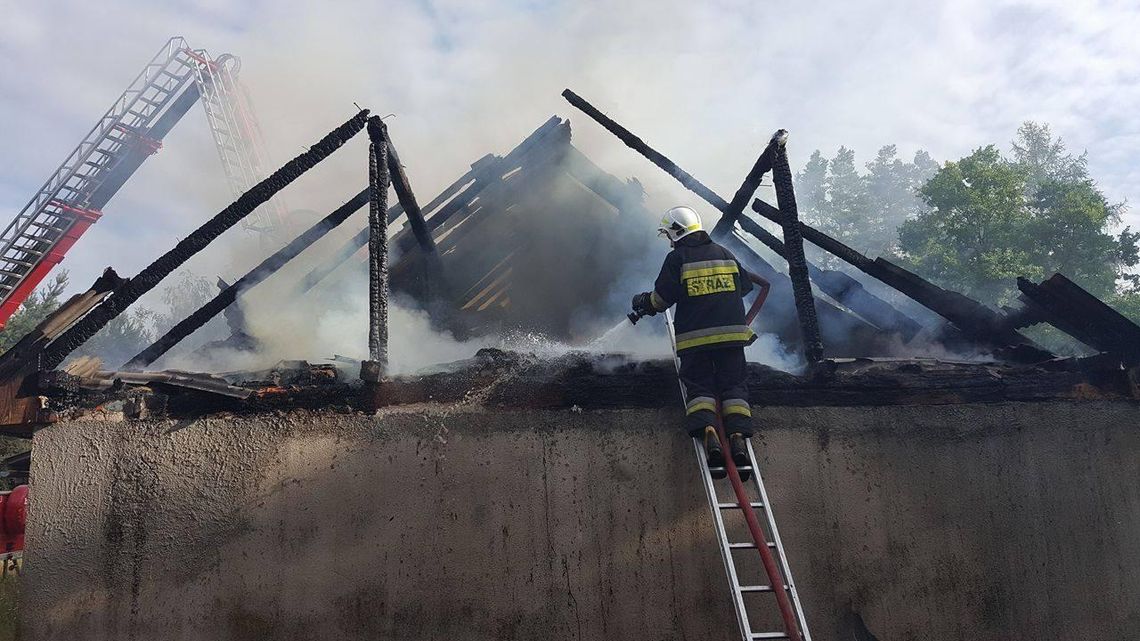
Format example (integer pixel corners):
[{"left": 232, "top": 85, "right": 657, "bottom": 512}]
[{"left": 1, "top": 0, "right": 1138, "bottom": 301}]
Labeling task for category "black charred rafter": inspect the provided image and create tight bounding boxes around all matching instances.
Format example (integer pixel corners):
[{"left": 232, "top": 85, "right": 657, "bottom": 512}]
[
  {"left": 366, "top": 116, "right": 392, "bottom": 375},
  {"left": 711, "top": 135, "right": 781, "bottom": 238},
  {"left": 769, "top": 131, "right": 824, "bottom": 365},
  {"left": 1017, "top": 274, "right": 1140, "bottom": 366}
]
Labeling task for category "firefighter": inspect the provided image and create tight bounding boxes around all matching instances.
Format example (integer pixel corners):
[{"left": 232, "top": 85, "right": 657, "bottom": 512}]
[{"left": 631, "top": 205, "right": 768, "bottom": 480}]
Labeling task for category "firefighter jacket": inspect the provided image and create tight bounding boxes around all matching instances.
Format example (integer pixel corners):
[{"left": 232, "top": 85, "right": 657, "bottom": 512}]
[{"left": 649, "top": 232, "right": 756, "bottom": 354}]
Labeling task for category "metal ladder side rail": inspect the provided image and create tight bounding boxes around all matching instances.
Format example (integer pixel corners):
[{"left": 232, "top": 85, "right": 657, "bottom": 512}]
[
  {"left": 664, "top": 309, "right": 810, "bottom": 641},
  {"left": 0, "top": 38, "right": 199, "bottom": 307},
  {"left": 692, "top": 433, "right": 760, "bottom": 641},
  {"left": 714, "top": 416, "right": 808, "bottom": 641},
  {"left": 194, "top": 64, "right": 273, "bottom": 233},
  {"left": 744, "top": 438, "right": 812, "bottom": 638}
]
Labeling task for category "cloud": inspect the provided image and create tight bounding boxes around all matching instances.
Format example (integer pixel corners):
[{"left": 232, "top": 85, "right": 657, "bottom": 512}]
[{"left": 1, "top": 0, "right": 1137, "bottom": 309}]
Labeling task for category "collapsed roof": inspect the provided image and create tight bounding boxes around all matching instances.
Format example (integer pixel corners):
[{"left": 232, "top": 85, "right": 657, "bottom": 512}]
[{"left": 0, "top": 94, "right": 1136, "bottom": 435}]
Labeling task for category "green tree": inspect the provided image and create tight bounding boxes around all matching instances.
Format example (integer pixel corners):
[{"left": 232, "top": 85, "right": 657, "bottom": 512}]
[
  {"left": 796, "top": 145, "right": 938, "bottom": 268},
  {"left": 898, "top": 122, "right": 1137, "bottom": 307},
  {"left": 863, "top": 146, "right": 940, "bottom": 257},
  {"left": 0, "top": 271, "right": 69, "bottom": 353},
  {"left": 71, "top": 310, "right": 155, "bottom": 369},
  {"left": 1109, "top": 289, "right": 1140, "bottom": 324},
  {"left": 152, "top": 270, "right": 217, "bottom": 336}
]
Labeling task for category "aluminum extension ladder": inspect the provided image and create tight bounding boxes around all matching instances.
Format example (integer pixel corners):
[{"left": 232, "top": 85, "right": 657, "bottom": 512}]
[
  {"left": 0, "top": 37, "right": 201, "bottom": 321},
  {"left": 664, "top": 310, "right": 812, "bottom": 641}
]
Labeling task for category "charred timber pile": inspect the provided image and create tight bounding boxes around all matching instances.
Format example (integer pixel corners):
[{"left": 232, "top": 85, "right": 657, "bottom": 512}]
[
  {"left": 1016, "top": 274, "right": 1140, "bottom": 367},
  {"left": 37, "top": 350, "right": 1139, "bottom": 425}
]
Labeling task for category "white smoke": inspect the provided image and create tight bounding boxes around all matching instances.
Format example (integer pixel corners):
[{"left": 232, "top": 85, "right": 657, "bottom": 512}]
[
  {"left": 4, "top": 0, "right": 1138, "bottom": 299},
  {"left": 6, "top": 0, "right": 1134, "bottom": 375}
]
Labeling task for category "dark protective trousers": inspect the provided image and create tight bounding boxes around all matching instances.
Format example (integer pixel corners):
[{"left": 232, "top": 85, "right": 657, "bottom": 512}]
[{"left": 678, "top": 347, "right": 753, "bottom": 437}]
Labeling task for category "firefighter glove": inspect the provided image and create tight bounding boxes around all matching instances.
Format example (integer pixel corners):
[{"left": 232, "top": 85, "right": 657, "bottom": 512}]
[{"left": 632, "top": 292, "right": 657, "bottom": 317}]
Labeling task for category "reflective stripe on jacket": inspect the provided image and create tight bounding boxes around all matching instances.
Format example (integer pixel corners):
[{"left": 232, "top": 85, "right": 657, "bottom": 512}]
[{"left": 650, "top": 232, "right": 755, "bottom": 354}]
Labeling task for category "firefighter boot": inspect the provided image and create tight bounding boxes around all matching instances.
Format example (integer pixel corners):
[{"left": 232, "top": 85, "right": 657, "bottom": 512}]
[
  {"left": 729, "top": 433, "right": 751, "bottom": 482},
  {"left": 703, "top": 426, "right": 726, "bottom": 479}
]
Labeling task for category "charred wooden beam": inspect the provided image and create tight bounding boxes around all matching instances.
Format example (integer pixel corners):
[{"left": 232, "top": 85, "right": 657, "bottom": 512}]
[
  {"left": 379, "top": 122, "right": 436, "bottom": 254},
  {"left": 562, "top": 89, "right": 731, "bottom": 211},
  {"left": 0, "top": 269, "right": 127, "bottom": 435},
  {"left": 712, "top": 135, "right": 780, "bottom": 238},
  {"left": 0, "top": 268, "right": 123, "bottom": 382},
  {"left": 770, "top": 131, "right": 823, "bottom": 364},
  {"left": 1017, "top": 274, "right": 1140, "bottom": 365},
  {"left": 123, "top": 189, "right": 371, "bottom": 369},
  {"left": 749, "top": 197, "right": 1052, "bottom": 359},
  {"left": 751, "top": 198, "right": 873, "bottom": 269},
  {"left": 298, "top": 163, "right": 483, "bottom": 295},
  {"left": 41, "top": 110, "right": 370, "bottom": 371},
  {"left": 366, "top": 116, "right": 392, "bottom": 377}
]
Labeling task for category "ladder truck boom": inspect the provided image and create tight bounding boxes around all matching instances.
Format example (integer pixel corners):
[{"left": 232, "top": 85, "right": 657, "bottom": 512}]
[
  {"left": 0, "top": 37, "right": 203, "bottom": 329},
  {"left": 0, "top": 37, "right": 285, "bottom": 330}
]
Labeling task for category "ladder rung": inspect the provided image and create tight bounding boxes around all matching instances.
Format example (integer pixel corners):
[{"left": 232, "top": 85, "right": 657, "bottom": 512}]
[
  {"left": 718, "top": 501, "right": 764, "bottom": 509},
  {"left": 738, "top": 584, "right": 791, "bottom": 593},
  {"left": 708, "top": 466, "right": 752, "bottom": 473},
  {"left": 751, "top": 633, "right": 789, "bottom": 639},
  {"left": 29, "top": 221, "right": 66, "bottom": 231},
  {"left": 729, "top": 542, "right": 777, "bottom": 549},
  {"left": 738, "top": 585, "right": 773, "bottom": 593}
]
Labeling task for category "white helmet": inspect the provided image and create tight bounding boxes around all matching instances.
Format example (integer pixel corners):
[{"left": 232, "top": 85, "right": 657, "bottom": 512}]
[{"left": 657, "top": 206, "right": 704, "bottom": 242}]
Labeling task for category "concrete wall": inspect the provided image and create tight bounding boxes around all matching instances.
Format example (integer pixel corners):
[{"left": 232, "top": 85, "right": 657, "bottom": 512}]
[{"left": 23, "top": 401, "right": 1140, "bottom": 640}]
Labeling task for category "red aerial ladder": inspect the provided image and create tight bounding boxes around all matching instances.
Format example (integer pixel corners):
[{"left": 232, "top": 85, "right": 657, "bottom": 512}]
[{"left": 0, "top": 36, "right": 283, "bottom": 329}]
